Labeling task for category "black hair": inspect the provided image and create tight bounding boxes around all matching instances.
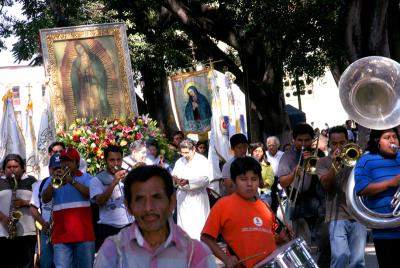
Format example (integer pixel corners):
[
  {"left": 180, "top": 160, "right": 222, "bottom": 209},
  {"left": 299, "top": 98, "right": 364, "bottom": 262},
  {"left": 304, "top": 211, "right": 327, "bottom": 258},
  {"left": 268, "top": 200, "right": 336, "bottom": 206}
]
[
  {"left": 229, "top": 133, "right": 249, "bottom": 148},
  {"left": 104, "top": 145, "right": 123, "bottom": 160},
  {"left": 250, "top": 142, "right": 265, "bottom": 162},
  {"left": 146, "top": 139, "right": 159, "bottom": 150},
  {"left": 2, "top": 154, "right": 25, "bottom": 171},
  {"left": 48, "top": 141, "right": 66, "bottom": 154},
  {"left": 124, "top": 165, "right": 174, "bottom": 205},
  {"left": 172, "top": 130, "right": 184, "bottom": 139},
  {"left": 328, "top": 125, "right": 348, "bottom": 141},
  {"left": 367, "top": 128, "right": 400, "bottom": 154},
  {"left": 230, "top": 156, "right": 262, "bottom": 182},
  {"left": 292, "top": 123, "right": 314, "bottom": 139}
]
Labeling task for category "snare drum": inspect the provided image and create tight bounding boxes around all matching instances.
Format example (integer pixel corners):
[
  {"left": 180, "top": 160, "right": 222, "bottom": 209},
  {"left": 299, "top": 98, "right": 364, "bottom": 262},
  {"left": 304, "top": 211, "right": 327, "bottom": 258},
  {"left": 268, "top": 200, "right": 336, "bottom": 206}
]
[{"left": 254, "top": 238, "right": 318, "bottom": 268}]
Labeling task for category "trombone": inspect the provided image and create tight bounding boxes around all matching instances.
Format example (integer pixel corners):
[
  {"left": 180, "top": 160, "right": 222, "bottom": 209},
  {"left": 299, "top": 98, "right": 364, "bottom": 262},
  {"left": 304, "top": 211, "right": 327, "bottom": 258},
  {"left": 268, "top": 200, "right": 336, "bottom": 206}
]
[
  {"left": 52, "top": 167, "right": 71, "bottom": 189},
  {"left": 289, "top": 134, "right": 321, "bottom": 208}
]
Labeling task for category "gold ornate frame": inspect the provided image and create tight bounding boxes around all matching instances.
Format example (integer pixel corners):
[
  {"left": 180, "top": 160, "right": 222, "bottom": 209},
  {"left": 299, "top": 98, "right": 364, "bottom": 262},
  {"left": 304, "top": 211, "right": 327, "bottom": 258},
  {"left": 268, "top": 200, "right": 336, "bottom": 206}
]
[{"left": 40, "top": 23, "right": 138, "bottom": 128}]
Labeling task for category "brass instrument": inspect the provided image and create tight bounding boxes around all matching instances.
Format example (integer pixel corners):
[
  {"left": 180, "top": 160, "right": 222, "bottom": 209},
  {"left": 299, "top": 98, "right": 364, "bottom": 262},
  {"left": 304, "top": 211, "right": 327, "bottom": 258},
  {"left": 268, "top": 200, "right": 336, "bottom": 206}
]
[
  {"left": 303, "top": 133, "right": 321, "bottom": 175},
  {"left": 340, "top": 56, "right": 400, "bottom": 228},
  {"left": 52, "top": 167, "right": 71, "bottom": 189},
  {"left": 336, "top": 143, "right": 362, "bottom": 167},
  {"left": 8, "top": 174, "right": 22, "bottom": 239}
]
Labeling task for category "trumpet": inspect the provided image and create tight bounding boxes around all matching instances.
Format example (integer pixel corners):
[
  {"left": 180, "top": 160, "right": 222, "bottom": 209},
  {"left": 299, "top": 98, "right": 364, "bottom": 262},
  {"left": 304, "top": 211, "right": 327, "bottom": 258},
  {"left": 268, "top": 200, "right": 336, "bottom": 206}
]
[
  {"left": 335, "top": 143, "right": 362, "bottom": 167},
  {"left": 52, "top": 167, "right": 71, "bottom": 189}
]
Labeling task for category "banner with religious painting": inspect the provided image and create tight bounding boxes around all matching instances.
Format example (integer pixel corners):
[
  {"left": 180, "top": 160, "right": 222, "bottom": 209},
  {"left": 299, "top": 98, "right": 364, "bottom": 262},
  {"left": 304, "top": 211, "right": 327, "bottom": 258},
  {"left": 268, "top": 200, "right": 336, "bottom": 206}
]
[
  {"left": 169, "top": 69, "right": 212, "bottom": 134},
  {"left": 39, "top": 23, "right": 138, "bottom": 129}
]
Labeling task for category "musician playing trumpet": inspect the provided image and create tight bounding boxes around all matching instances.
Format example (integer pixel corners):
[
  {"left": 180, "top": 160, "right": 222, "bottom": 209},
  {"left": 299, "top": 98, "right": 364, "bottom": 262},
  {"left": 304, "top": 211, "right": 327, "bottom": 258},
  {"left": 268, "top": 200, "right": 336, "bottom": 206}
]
[
  {"left": 41, "top": 148, "right": 95, "bottom": 267},
  {"left": 89, "top": 145, "right": 133, "bottom": 250},
  {"left": 29, "top": 153, "right": 63, "bottom": 268},
  {"left": 0, "top": 154, "right": 37, "bottom": 267},
  {"left": 315, "top": 126, "right": 366, "bottom": 268}
]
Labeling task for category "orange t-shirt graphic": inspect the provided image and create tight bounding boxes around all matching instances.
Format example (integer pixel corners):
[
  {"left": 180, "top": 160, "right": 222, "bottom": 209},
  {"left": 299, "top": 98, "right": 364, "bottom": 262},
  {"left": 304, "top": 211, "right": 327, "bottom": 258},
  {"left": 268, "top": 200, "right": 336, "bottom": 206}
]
[{"left": 202, "top": 193, "right": 278, "bottom": 267}]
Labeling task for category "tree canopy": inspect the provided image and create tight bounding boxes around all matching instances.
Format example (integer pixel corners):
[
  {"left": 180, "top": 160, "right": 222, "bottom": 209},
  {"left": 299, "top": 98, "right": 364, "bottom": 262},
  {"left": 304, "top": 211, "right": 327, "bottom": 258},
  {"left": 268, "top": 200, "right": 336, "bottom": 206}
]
[{"left": 1, "top": 0, "right": 399, "bottom": 141}]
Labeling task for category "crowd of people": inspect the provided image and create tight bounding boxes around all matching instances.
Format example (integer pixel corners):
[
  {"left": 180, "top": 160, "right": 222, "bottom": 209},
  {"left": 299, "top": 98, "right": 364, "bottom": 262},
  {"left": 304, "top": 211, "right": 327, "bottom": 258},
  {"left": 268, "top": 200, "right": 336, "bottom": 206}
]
[{"left": 0, "top": 120, "right": 398, "bottom": 268}]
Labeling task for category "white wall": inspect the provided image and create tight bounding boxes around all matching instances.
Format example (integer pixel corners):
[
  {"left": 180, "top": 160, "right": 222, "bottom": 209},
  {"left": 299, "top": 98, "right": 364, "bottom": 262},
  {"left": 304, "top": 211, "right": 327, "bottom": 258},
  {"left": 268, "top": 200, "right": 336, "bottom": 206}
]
[
  {"left": 0, "top": 65, "right": 47, "bottom": 138},
  {"left": 285, "top": 70, "right": 348, "bottom": 130}
]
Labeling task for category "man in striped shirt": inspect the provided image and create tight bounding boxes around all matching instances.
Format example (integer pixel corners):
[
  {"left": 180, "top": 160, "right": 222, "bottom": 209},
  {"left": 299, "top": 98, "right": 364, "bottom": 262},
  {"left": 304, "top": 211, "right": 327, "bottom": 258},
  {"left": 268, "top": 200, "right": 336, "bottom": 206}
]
[
  {"left": 94, "top": 165, "right": 216, "bottom": 268},
  {"left": 42, "top": 148, "right": 95, "bottom": 267}
]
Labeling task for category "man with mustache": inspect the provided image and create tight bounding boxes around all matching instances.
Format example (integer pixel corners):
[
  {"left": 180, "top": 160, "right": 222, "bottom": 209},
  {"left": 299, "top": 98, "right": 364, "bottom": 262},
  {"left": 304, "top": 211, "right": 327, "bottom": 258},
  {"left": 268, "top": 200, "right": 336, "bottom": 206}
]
[{"left": 94, "top": 165, "right": 216, "bottom": 267}]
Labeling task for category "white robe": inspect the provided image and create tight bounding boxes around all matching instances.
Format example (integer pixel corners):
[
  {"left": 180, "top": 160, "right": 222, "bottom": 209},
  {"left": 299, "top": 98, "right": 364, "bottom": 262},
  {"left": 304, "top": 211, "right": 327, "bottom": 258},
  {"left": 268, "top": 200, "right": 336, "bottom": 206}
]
[{"left": 172, "top": 152, "right": 210, "bottom": 240}]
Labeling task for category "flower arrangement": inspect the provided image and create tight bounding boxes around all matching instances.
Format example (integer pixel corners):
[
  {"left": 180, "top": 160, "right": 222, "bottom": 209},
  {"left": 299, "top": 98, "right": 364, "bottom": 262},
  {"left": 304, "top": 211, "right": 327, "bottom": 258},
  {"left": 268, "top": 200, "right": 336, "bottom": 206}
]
[{"left": 57, "top": 115, "right": 174, "bottom": 174}]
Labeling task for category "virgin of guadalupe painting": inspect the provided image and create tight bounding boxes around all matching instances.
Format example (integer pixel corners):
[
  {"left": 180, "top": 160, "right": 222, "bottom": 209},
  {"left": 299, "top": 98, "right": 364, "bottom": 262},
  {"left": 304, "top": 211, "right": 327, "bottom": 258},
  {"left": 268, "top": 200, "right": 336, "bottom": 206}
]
[
  {"left": 66, "top": 40, "right": 112, "bottom": 118},
  {"left": 40, "top": 23, "right": 138, "bottom": 128},
  {"left": 170, "top": 69, "right": 212, "bottom": 134}
]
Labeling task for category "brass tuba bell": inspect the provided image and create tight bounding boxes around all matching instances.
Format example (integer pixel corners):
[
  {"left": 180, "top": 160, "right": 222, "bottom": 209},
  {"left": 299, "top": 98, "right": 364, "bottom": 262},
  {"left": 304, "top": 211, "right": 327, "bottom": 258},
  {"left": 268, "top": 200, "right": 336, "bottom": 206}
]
[{"left": 340, "top": 56, "right": 400, "bottom": 228}]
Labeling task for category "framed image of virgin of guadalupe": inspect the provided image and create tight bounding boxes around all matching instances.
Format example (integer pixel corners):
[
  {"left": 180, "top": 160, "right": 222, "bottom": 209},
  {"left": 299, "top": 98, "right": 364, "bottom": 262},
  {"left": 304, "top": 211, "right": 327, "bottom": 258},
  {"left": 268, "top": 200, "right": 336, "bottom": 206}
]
[
  {"left": 40, "top": 23, "right": 138, "bottom": 128},
  {"left": 170, "top": 69, "right": 213, "bottom": 134}
]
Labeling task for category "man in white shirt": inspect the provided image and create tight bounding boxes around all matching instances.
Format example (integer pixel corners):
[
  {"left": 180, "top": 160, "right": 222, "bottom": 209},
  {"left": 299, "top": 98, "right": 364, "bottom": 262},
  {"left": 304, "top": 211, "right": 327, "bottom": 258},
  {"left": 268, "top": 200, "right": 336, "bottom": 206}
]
[
  {"left": 265, "top": 136, "right": 285, "bottom": 213},
  {"left": 90, "top": 145, "right": 133, "bottom": 250},
  {"left": 265, "top": 136, "right": 284, "bottom": 174},
  {"left": 172, "top": 139, "right": 210, "bottom": 240}
]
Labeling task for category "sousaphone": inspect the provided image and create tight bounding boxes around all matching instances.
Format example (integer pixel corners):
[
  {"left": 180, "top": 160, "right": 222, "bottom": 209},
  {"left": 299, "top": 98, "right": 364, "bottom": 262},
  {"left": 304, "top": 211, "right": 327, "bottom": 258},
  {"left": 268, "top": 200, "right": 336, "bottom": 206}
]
[{"left": 339, "top": 56, "right": 400, "bottom": 228}]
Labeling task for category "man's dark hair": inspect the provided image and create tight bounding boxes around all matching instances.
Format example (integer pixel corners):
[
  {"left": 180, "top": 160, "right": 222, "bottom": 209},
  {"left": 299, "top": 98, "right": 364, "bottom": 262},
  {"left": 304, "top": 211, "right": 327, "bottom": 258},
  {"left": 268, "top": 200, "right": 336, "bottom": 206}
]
[
  {"left": 172, "top": 130, "right": 184, "bottom": 139},
  {"left": 367, "top": 128, "right": 400, "bottom": 154},
  {"left": 146, "top": 139, "right": 159, "bottom": 150},
  {"left": 292, "top": 123, "right": 314, "bottom": 139},
  {"left": 229, "top": 133, "right": 249, "bottom": 149},
  {"left": 2, "top": 154, "right": 25, "bottom": 170},
  {"left": 48, "top": 141, "right": 66, "bottom": 154},
  {"left": 230, "top": 156, "right": 262, "bottom": 182},
  {"left": 104, "top": 145, "right": 123, "bottom": 160},
  {"left": 328, "top": 125, "right": 348, "bottom": 141},
  {"left": 124, "top": 165, "right": 174, "bottom": 205}
]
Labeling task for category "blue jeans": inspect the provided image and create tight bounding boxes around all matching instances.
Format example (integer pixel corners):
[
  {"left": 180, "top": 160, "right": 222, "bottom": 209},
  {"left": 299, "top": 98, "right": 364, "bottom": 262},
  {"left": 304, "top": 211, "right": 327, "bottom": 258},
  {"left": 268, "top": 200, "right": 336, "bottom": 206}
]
[
  {"left": 53, "top": 241, "right": 95, "bottom": 268},
  {"left": 329, "top": 220, "right": 366, "bottom": 268},
  {"left": 40, "top": 232, "right": 54, "bottom": 268}
]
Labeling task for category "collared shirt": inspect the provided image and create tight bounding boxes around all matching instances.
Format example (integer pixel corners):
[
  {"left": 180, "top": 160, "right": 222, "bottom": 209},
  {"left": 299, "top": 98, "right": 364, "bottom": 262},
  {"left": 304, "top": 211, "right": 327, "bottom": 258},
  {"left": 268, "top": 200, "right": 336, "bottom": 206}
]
[
  {"left": 94, "top": 218, "right": 217, "bottom": 268},
  {"left": 265, "top": 150, "right": 284, "bottom": 175}
]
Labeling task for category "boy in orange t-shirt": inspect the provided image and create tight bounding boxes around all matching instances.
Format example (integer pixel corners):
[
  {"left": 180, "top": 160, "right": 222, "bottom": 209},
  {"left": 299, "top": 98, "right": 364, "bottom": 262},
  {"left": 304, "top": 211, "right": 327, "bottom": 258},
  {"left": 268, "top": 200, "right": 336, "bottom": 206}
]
[{"left": 201, "top": 156, "right": 289, "bottom": 268}]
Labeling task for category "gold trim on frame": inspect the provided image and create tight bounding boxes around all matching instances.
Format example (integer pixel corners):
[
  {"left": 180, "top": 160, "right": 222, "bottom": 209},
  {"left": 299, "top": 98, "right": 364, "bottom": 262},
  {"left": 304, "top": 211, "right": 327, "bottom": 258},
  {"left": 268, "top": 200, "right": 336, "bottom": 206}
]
[{"left": 40, "top": 23, "right": 138, "bottom": 129}]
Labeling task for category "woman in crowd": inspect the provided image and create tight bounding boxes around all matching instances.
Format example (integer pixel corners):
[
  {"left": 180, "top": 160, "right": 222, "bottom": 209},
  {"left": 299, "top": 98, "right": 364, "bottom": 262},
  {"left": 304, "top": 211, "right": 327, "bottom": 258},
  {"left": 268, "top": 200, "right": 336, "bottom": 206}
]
[
  {"left": 250, "top": 142, "right": 274, "bottom": 205},
  {"left": 196, "top": 140, "right": 208, "bottom": 158},
  {"left": 354, "top": 128, "right": 400, "bottom": 268},
  {"left": 0, "top": 154, "right": 37, "bottom": 267}
]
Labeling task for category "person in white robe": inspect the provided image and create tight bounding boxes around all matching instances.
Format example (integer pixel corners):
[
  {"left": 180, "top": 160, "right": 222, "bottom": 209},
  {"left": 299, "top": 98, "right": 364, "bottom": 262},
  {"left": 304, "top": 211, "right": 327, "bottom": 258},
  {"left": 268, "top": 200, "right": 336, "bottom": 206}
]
[{"left": 172, "top": 139, "right": 210, "bottom": 240}]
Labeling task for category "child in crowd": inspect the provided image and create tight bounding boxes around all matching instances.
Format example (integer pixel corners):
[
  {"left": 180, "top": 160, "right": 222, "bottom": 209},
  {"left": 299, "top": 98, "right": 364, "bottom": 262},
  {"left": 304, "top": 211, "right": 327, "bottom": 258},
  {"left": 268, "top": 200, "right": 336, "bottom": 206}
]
[{"left": 201, "top": 156, "right": 290, "bottom": 268}]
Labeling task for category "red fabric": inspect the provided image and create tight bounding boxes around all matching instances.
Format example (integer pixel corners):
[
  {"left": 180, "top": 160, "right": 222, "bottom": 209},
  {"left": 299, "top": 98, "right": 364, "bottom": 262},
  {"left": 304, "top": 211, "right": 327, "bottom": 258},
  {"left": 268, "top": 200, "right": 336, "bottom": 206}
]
[
  {"left": 52, "top": 206, "right": 95, "bottom": 244},
  {"left": 202, "top": 193, "right": 278, "bottom": 267}
]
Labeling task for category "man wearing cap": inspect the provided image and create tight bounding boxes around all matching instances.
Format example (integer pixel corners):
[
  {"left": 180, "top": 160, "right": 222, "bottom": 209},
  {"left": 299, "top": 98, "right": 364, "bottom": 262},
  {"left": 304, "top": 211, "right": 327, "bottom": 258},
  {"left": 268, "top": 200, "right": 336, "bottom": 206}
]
[
  {"left": 30, "top": 153, "right": 63, "bottom": 268},
  {"left": 221, "top": 133, "right": 249, "bottom": 196},
  {"left": 42, "top": 148, "right": 95, "bottom": 268}
]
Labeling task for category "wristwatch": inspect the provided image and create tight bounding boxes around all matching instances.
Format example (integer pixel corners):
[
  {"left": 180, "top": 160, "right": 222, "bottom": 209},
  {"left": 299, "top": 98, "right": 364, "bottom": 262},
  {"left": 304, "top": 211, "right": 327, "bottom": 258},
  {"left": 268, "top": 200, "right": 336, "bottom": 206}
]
[{"left": 71, "top": 179, "right": 77, "bottom": 185}]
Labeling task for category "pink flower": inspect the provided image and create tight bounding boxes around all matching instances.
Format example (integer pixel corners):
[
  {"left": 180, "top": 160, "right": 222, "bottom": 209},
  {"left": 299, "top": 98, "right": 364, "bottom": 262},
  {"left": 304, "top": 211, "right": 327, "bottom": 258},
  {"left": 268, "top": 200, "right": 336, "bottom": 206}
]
[{"left": 80, "top": 137, "right": 88, "bottom": 145}]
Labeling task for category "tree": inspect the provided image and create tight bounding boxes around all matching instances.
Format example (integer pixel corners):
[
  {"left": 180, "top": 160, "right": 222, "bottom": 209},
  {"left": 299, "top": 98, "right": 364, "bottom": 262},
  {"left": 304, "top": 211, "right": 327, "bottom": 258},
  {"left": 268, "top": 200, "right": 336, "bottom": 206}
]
[{"left": 7, "top": 0, "right": 399, "bottom": 143}]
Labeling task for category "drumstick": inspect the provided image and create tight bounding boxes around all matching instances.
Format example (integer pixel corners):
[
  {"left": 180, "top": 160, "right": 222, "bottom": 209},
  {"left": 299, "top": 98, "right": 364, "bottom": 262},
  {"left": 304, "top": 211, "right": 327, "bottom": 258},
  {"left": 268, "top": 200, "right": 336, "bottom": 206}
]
[{"left": 237, "top": 251, "right": 268, "bottom": 265}]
